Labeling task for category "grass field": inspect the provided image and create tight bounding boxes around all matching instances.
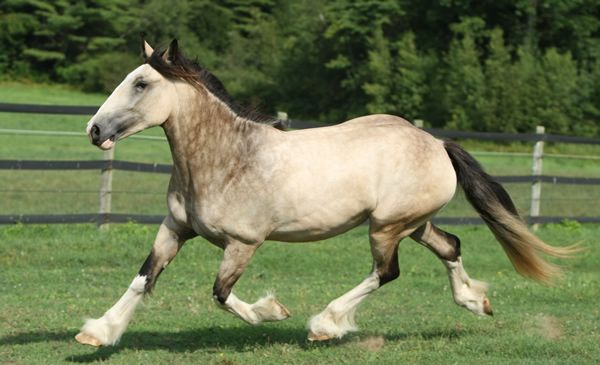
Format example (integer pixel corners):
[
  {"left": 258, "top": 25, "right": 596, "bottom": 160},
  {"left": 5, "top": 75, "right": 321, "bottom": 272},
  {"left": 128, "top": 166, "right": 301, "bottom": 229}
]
[
  {"left": 1, "top": 83, "right": 599, "bottom": 363},
  {"left": 1, "top": 223, "right": 598, "bottom": 364}
]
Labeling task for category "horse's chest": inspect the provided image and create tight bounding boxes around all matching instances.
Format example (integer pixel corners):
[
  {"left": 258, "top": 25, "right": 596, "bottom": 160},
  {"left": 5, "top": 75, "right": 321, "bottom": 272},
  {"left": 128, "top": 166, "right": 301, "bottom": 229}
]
[{"left": 166, "top": 190, "right": 215, "bottom": 232}]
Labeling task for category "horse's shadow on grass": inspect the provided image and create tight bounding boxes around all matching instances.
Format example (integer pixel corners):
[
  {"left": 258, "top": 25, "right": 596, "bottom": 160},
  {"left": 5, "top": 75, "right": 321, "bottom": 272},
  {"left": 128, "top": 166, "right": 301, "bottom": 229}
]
[
  {"left": 1, "top": 326, "right": 308, "bottom": 363},
  {"left": 70, "top": 326, "right": 310, "bottom": 362},
  {"left": 1, "top": 325, "right": 474, "bottom": 363}
]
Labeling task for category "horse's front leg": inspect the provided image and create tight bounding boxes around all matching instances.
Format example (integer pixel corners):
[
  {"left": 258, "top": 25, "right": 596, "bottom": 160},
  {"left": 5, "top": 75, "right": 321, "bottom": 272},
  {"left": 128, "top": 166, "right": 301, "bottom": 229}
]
[
  {"left": 212, "top": 239, "right": 290, "bottom": 324},
  {"left": 75, "top": 216, "right": 194, "bottom": 347}
]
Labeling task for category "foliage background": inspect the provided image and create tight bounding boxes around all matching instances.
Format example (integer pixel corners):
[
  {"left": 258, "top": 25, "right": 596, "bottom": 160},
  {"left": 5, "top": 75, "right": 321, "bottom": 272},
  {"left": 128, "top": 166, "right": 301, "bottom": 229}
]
[{"left": 0, "top": 0, "right": 599, "bottom": 135}]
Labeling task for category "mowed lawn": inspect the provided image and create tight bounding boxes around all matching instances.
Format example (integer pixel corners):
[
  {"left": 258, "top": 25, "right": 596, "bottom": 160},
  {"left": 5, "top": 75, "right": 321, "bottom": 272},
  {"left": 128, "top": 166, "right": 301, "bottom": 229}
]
[
  {"left": 1, "top": 82, "right": 599, "bottom": 363},
  {"left": 1, "top": 223, "right": 599, "bottom": 364}
]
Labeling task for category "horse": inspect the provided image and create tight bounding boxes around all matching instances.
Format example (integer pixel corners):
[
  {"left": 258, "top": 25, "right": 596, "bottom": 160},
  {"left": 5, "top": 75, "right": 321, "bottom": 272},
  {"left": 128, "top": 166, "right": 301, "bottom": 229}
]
[{"left": 75, "top": 39, "right": 576, "bottom": 347}]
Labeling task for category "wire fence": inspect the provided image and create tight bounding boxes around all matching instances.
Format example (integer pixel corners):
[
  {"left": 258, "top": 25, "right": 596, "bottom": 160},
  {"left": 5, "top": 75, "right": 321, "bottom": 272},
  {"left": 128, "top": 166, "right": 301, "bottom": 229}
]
[{"left": 1, "top": 102, "right": 599, "bottom": 226}]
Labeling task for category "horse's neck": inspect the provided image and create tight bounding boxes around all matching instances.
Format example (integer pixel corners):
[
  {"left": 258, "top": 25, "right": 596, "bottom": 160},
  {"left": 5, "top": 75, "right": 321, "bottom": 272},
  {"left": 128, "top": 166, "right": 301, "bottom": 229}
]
[{"left": 162, "top": 96, "right": 266, "bottom": 192}]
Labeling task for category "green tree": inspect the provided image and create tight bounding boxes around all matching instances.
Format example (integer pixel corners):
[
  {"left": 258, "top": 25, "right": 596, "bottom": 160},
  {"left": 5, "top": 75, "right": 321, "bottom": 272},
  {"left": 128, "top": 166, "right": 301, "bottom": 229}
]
[
  {"left": 392, "top": 32, "right": 429, "bottom": 120},
  {"left": 321, "top": 0, "right": 404, "bottom": 121},
  {"left": 480, "top": 28, "right": 518, "bottom": 132},
  {"left": 216, "top": 0, "right": 281, "bottom": 110},
  {"left": 0, "top": 0, "right": 139, "bottom": 86},
  {"left": 0, "top": 7, "right": 38, "bottom": 78},
  {"left": 265, "top": 0, "right": 334, "bottom": 120},
  {"left": 363, "top": 24, "right": 394, "bottom": 114},
  {"left": 537, "top": 48, "right": 580, "bottom": 134},
  {"left": 0, "top": 0, "right": 598, "bottom": 135},
  {"left": 444, "top": 17, "right": 486, "bottom": 130},
  {"left": 510, "top": 46, "right": 544, "bottom": 132},
  {"left": 507, "top": 47, "right": 583, "bottom": 134},
  {"left": 575, "top": 60, "right": 600, "bottom": 136},
  {"left": 363, "top": 29, "right": 428, "bottom": 121},
  {"left": 536, "top": 0, "right": 600, "bottom": 65}
]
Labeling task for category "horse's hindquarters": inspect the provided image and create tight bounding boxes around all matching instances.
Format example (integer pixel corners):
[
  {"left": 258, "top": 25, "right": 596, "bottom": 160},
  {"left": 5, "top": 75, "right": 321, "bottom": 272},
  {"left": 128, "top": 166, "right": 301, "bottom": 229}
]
[{"left": 268, "top": 117, "right": 457, "bottom": 241}]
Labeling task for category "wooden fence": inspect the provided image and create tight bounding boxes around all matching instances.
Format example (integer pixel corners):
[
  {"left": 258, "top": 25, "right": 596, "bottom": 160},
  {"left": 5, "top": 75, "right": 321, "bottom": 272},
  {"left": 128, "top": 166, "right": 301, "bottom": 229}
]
[{"left": 1, "top": 102, "right": 600, "bottom": 226}]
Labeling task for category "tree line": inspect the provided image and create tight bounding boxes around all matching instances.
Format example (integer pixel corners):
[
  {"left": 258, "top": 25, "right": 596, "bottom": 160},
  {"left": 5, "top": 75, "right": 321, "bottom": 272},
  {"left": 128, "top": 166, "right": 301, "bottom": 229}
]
[{"left": 1, "top": 0, "right": 598, "bottom": 136}]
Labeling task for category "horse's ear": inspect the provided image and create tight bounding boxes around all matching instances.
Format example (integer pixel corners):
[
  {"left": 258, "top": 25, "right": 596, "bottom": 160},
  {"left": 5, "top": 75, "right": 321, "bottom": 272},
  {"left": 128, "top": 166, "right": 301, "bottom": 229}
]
[
  {"left": 142, "top": 40, "right": 154, "bottom": 60},
  {"left": 162, "top": 39, "right": 179, "bottom": 64}
]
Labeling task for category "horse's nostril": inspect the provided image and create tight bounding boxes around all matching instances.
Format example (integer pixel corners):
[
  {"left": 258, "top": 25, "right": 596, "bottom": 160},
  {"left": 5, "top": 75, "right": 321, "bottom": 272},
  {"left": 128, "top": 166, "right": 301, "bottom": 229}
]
[{"left": 91, "top": 124, "right": 100, "bottom": 136}]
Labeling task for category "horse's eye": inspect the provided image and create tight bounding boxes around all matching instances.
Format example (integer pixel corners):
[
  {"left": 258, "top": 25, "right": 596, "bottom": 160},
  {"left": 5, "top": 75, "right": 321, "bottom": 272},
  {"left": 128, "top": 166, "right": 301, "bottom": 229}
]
[{"left": 135, "top": 80, "right": 147, "bottom": 91}]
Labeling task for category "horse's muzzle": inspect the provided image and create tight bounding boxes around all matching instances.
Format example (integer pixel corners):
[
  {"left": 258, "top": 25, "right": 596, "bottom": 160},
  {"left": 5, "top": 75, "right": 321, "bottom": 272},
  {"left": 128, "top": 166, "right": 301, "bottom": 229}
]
[{"left": 88, "top": 123, "right": 116, "bottom": 150}]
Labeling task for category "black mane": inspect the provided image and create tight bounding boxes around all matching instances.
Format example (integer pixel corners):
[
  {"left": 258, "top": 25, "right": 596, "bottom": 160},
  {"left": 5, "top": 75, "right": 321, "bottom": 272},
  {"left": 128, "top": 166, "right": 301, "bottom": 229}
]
[{"left": 146, "top": 47, "right": 284, "bottom": 129}]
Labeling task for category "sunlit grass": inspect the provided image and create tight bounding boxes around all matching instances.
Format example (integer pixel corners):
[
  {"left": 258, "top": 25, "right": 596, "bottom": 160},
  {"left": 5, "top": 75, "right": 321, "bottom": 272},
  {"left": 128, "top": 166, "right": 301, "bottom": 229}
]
[
  {"left": 1, "top": 82, "right": 599, "bottom": 363},
  {"left": 0, "top": 223, "right": 598, "bottom": 364}
]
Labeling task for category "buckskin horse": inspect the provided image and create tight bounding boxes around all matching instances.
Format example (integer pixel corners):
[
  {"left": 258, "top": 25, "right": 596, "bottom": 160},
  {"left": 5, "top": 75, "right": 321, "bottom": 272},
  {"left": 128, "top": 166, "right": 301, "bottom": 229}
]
[{"left": 75, "top": 40, "right": 576, "bottom": 347}]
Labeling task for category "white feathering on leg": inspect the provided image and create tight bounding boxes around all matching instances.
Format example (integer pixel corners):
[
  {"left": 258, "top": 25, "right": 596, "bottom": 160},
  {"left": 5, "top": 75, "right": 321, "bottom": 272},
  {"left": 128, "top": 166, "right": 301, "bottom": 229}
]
[
  {"left": 445, "top": 258, "right": 490, "bottom": 315},
  {"left": 218, "top": 292, "right": 291, "bottom": 324},
  {"left": 250, "top": 292, "right": 291, "bottom": 322},
  {"left": 308, "top": 273, "right": 379, "bottom": 340},
  {"left": 78, "top": 275, "right": 147, "bottom": 346}
]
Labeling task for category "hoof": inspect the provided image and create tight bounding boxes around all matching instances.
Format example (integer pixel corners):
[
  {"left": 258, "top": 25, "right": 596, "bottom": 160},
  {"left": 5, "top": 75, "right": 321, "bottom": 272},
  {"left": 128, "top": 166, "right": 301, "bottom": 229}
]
[
  {"left": 274, "top": 298, "right": 291, "bottom": 318},
  {"left": 75, "top": 332, "right": 103, "bottom": 347},
  {"left": 251, "top": 295, "right": 291, "bottom": 322},
  {"left": 307, "top": 331, "right": 334, "bottom": 342},
  {"left": 483, "top": 297, "right": 493, "bottom": 316}
]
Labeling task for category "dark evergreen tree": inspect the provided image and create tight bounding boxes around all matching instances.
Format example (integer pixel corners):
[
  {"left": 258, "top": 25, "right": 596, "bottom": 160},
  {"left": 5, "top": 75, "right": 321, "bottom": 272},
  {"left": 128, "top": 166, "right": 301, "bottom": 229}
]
[
  {"left": 0, "top": 0, "right": 597, "bottom": 135},
  {"left": 444, "top": 17, "right": 486, "bottom": 131}
]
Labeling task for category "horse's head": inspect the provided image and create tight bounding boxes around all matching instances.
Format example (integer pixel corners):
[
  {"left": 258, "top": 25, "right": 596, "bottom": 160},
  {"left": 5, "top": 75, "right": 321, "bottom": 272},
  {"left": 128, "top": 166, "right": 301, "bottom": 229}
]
[{"left": 86, "top": 40, "right": 179, "bottom": 150}]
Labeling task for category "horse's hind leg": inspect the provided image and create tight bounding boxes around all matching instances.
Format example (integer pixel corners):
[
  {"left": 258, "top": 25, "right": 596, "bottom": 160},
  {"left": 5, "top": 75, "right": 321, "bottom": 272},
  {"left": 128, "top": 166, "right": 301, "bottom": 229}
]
[
  {"left": 75, "top": 217, "right": 193, "bottom": 347},
  {"left": 410, "top": 221, "right": 493, "bottom": 316},
  {"left": 212, "top": 238, "right": 290, "bottom": 325},
  {"left": 308, "top": 222, "right": 406, "bottom": 341}
]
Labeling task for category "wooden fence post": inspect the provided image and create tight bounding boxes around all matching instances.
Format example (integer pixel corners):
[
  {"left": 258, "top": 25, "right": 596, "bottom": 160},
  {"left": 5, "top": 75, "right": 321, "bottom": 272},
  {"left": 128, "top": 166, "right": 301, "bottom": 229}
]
[
  {"left": 99, "top": 147, "right": 114, "bottom": 230},
  {"left": 277, "top": 111, "right": 289, "bottom": 129},
  {"left": 530, "top": 125, "right": 545, "bottom": 230}
]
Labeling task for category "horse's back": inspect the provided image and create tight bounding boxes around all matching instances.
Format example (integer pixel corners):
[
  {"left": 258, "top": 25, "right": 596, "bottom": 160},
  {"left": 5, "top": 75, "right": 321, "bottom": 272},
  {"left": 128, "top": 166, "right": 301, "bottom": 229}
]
[{"left": 342, "top": 113, "right": 413, "bottom": 127}]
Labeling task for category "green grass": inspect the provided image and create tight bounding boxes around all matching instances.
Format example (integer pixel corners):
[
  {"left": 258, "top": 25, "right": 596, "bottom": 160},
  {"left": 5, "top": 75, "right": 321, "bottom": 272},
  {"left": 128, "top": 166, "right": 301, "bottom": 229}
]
[
  {"left": 0, "top": 82, "right": 171, "bottom": 162},
  {"left": 1, "top": 223, "right": 599, "bottom": 364},
  {"left": 1, "top": 83, "right": 599, "bottom": 363},
  {"left": 0, "top": 82, "right": 108, "bottom": 106}
]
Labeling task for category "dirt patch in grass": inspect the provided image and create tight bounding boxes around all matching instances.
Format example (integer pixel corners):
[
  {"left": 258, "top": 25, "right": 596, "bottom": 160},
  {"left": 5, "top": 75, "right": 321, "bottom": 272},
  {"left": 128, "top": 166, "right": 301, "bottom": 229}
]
[{"left": 354, "top": 336, "right": 385, "bottom": 352}]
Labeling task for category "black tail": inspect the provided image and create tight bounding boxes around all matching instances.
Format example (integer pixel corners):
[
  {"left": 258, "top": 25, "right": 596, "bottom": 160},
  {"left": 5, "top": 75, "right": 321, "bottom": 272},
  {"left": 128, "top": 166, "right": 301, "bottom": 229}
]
[{"left": 444, "top": 141, "right": 578, "bottom": 282}]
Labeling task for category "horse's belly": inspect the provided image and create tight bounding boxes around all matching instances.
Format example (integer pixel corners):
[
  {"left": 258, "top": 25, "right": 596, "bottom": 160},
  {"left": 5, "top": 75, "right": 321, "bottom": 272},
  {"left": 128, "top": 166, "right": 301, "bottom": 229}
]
[
  {"left": 267, "top": 209, "right": 368, "bottom": 242},
  {"left": 266, "top": 167, "right": 375, "bottom": 242}
]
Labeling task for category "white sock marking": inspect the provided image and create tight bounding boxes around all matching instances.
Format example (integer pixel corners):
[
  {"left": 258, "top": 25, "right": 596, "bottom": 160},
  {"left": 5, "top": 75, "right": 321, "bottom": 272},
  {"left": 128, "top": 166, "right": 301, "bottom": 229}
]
[{"left": 79, "top": 275, "right": 147, "bottom": 345}]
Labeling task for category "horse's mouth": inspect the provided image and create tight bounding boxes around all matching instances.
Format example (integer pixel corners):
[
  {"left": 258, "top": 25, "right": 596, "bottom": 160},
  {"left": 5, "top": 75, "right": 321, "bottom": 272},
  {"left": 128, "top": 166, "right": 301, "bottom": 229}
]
[{"left": 98, "top": 135, "right": 116, "bottom": 150}]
